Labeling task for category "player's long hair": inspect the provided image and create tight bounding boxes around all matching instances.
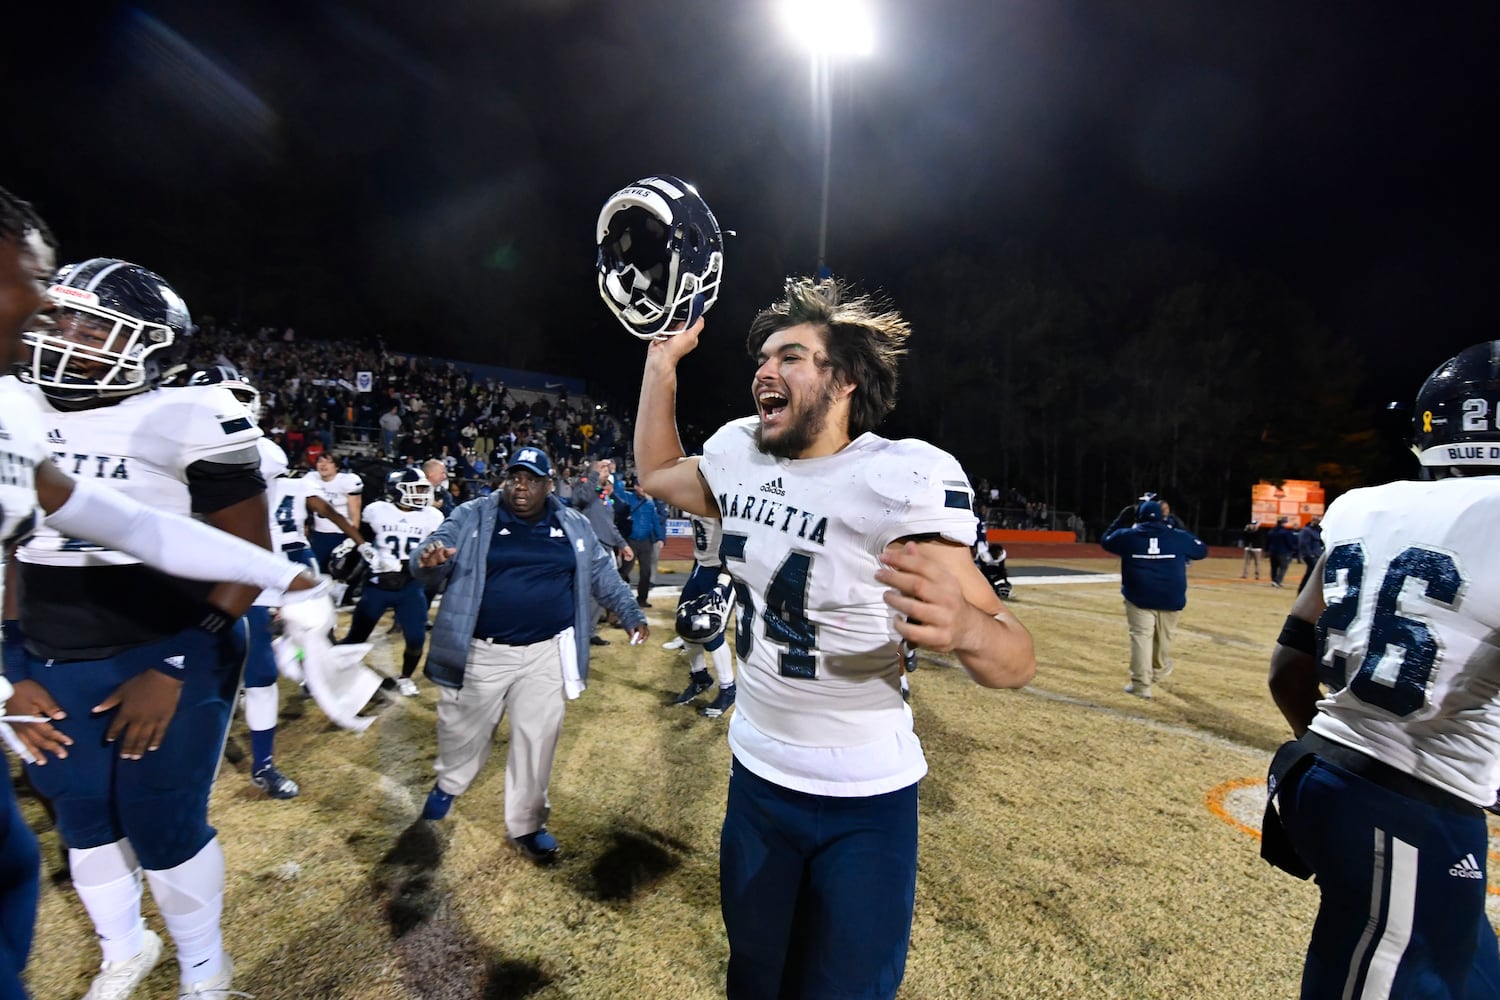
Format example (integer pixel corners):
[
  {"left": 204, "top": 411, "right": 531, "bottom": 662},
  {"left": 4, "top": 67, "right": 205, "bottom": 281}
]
[
  {"left": 0, "top": 185, "right": 56, "bottom": 248},
  {"left": 745, "top": 277, "right": 909, "bottom": 438}
]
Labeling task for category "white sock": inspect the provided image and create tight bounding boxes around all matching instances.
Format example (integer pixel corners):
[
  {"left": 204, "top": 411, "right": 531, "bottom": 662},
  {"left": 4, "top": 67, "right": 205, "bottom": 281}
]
[
  {"left": 709, "top": 643, "right": 736, "bottom": 687},
  {"left": 71, "top": 840, "right": 145, "bottom": 963},
  {"left": 688, "top": 647, "right": 708, "bottom": 676},
  {"left": 243, "top": 684, "right": 279, "bottom": 731},
  {"left": 144, "top": 837, "right": 226, "bottom": 987}
]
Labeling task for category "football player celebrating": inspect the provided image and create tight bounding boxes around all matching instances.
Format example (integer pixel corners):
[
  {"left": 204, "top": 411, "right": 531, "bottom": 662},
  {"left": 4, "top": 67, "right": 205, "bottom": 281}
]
[
  {"left": 304, "top": 451, "right": 364, "bottom": 574},
  {"left": 338, "top": 468, "right": 444, "bottom": 696},
  {"left": 668, "top": 514, "right": 738, "bottom": 718},
  {"left": 629, "top": 247, "right": 1035, "bottom": 996},
  {"left": 4, "top": 255, "right": 283, "bottom": 1000},
  {"left": 188, "top": 366, "right": 368, "bottom": 800},
  {"left": 2, "top": 190, "right": 334, "bottom": 999},
  {"left": 1266, "top": 341, "right": 1500, "bottom": 998}
]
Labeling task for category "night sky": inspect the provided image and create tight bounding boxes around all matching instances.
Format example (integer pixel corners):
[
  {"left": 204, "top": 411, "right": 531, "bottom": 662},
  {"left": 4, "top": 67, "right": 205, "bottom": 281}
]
[{"left": 5, "top": 0, "right": 1497, "bottom": 422}]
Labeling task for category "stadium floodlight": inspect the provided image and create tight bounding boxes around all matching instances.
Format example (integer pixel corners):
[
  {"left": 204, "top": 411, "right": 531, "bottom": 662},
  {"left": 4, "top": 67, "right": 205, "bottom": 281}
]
[{"left": 778, "top": 0, "right": 875, "bottom": 58}]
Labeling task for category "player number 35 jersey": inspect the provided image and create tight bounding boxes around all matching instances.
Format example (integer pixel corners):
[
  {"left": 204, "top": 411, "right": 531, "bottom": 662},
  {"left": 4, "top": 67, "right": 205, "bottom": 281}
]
[{"left": 698, "top": 417, "right": 977, "bottom": 759}]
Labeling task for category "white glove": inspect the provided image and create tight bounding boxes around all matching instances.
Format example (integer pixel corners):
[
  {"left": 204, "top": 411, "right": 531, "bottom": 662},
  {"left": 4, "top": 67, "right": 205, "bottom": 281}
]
[
  {"left": 372, "top": 552, "right": 402, "bottom": 575},
  {"left": 357, "top": 543, "right": 378, "bottom": 565},
  {"left": 279, "top": 590, "right": 337, "bottom": 638}
]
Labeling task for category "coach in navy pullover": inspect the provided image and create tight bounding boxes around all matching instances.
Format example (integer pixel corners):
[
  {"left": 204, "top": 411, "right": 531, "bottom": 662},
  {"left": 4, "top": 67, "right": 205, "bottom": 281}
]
[
  {"left": 1101, "top": 500, "right": 1208, "bottom": 698},
  {"left": 409, "top": 446, "right": 646, "bottom": 858}
]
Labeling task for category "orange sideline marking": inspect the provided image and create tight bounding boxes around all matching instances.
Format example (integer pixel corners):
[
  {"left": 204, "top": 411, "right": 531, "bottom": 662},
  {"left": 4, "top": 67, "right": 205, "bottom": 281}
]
[{"left": 1206, "top": 777, "right": 1500, "bottom": 896}]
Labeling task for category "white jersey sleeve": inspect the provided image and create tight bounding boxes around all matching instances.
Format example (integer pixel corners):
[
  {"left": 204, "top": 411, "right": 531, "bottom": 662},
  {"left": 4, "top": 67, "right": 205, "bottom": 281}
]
[
  {"left": 17, "top": 384, "right": 262, "bottom": 569},
  {"left": 690, "top": 514, "right": 724, "bottom": 568},
  {"left": 698, "top": 418, "right": 976, "bottom": 774},
  {"left": 1307, "top": 476, "right": 1500, "bottom": 807},
  {"left": 0, "top": 378, "right": 50, "bottom": 548}
]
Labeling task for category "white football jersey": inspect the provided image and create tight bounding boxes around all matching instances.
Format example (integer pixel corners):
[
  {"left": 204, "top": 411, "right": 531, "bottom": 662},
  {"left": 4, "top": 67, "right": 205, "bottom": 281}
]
[
  {"left": 361, "top": 499, "right": 444, "bottom": 572},
  {"left": 699, "top": 417, "right": 977, "bottom": 757},
  {"left": 257, "top": 439, "right": 312, "bottom": 552},
  {"left": 1308, "top": 476, "right": 1500, "bottom": 807},
  {"left": 16, "top": 382, "right": 262, "bottom": 569},
  {"left": 691, "top": 514, "right": 723, "bottom": 568},
  {"left": 0, "top": 378, "right": 47, "bottom": 546},
  {"left": 0, "top": 378, "right": 51, "bottom": 612},
  {"left": 306, "top": 469, "right": 363, "bottom": 534}
]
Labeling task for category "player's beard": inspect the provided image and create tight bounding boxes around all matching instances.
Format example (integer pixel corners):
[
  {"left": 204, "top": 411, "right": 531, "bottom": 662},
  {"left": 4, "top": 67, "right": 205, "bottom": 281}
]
[{"left": 756, "top": 381, "right": 838, "bottom": 459}]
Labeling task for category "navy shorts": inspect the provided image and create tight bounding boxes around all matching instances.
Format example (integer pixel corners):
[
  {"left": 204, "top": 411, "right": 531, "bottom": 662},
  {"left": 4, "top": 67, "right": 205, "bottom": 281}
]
[
  {"left": 21, "top": 623, "right": 247, "bottom": 871},
  {"left": 0, "top": 782, "right": 37, "bottom": 999},
  {"left": 1280, "top": 752, "right": 1500, "bottom": 998},
  {"left": 719, "top": 758, "right": 918, "bottom": 1000}
]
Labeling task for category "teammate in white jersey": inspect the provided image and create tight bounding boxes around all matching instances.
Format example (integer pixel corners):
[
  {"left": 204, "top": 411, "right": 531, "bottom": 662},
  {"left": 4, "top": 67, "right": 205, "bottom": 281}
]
[
  {"left": 304, "top": 452, "right": 364, "bottom": 574},
  {"left": 0, "top": 187, "right": 327, "bottom": 1000},
  {"left": 5, "top": 256, "right": 279, "bottom": 1000},
  {"left": 635, "top": 277, "right": 1035, "bottom": 999},
  {"left": 1266, "top": 340, "right": 1500, "bottom": 999},
  {"left": 339, "top": 468, "right": 444, "bottom": 695},
  {"left": 668, "top": 514, "right": 738, "bottom": 718},
  {"left": 188, "top": 366, "right": 364, "bottom": 801}
]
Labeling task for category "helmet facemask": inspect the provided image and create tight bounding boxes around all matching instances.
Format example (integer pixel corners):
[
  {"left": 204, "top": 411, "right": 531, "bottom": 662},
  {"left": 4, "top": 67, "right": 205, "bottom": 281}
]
[{"left": 597, "top": 176, "right": 724, "bottom": 340}]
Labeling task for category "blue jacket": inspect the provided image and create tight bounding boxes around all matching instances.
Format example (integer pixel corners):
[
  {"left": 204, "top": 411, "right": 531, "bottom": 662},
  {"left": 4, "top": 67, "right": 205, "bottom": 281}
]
[
  {"left": 1266, "top": 525, "right": 1299, "bottom": 557},
  {"left": 626, "top": 492, "right": 666, "bottom": 544},
  {"left": 409, "top": 493, "right": 645, "bottom": 690},
  {"left": 1101, "top": 520, "right": 1208, "bottom": 612}
]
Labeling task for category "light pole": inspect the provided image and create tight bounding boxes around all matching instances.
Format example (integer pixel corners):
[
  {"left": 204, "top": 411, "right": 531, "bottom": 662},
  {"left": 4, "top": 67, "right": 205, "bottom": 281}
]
[{"left": 778, "top": 0, "right": 874, "bottom": 275}]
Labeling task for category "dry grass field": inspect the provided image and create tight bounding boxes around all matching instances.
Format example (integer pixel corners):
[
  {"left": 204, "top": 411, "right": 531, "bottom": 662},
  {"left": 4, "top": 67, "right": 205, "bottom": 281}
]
[{"left": 18, "top": 554, "right": 1500, "bottom": 999}]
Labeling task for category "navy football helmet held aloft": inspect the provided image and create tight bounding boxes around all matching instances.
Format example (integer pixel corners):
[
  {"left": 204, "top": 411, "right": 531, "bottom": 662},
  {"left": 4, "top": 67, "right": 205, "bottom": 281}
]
[
  {"left": 676, "top": 572, "right": 734, "bottom": 643},
  {"left": 23, "top": 258, "right": 190, "bottom": 403},
  {"left": 597, "top": 175, "right": 724, "bottom": 340},
  {"left": 1411, "top": 340, "right": 1500, "bottom": 477}
]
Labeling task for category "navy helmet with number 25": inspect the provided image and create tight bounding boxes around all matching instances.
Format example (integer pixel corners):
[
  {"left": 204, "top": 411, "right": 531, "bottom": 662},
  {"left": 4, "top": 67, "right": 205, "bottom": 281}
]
[
  {"left": 1411, "top": 340, "right": 1500, "bottom": 477},
  {"left": 596, "top": 175, "right": 724, "bottom": 341}
]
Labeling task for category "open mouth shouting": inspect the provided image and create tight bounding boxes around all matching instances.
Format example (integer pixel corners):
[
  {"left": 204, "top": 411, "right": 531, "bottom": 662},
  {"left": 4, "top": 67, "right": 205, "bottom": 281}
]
[{"left": 757, "top": 389, "right": 790, "bottom": 429}]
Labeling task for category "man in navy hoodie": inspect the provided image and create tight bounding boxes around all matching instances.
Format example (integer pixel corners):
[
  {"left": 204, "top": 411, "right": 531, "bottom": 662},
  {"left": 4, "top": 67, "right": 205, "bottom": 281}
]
[{"left": 1101, "top": 500, "right": 1208, "bottom": 699}]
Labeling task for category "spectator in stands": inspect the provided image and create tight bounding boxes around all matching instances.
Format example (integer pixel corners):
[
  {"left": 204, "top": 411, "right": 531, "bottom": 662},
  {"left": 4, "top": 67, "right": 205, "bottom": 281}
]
[{"left": 380, "top": 405, "right": 402, "bottom": 458}]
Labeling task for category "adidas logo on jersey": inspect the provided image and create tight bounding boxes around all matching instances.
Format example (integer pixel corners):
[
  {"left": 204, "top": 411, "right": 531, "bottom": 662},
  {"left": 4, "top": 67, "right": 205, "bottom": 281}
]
[
  {"left": 1449, "top": 854, "right": 1484, "bottom": 879},
  {"left": 759, "top": 477, "right": 786, "bottom": 496},
  {"left": 163, "top": 655, "right": 186, "bottom": 670},
  {"left": 46, "top": 428, "right": 65, "bottom": 445}
]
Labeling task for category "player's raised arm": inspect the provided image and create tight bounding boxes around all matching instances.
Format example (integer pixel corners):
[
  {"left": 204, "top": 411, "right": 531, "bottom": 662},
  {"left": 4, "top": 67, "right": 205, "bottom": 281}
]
[{"left": 635, "top": 318, "right": 716, "bottom": 517}]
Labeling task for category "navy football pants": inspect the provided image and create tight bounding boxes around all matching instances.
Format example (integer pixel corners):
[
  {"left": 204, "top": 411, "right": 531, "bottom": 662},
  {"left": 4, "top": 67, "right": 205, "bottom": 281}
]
[
  {"left": 0, "top": 781, "right": 37, "bottom": 1000},
  {"left": 21, "top": 624, "right": 246, "bottom": 872},
  {"left": 1280, "top": 757, "right": 1500, "bottom": 999},
  {"left": 720, "top": 758, "right": 918, "bottom": 1000}
]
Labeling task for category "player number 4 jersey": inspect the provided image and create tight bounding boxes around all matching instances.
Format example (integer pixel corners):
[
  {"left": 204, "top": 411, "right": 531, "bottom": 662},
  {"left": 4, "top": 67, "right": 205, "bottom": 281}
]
[
  {"left": 699, "top": 417, "right": 977, "bottom": 749},
  {"left": 1309, "top": 476, "right": 1500, "bottom": 807}
]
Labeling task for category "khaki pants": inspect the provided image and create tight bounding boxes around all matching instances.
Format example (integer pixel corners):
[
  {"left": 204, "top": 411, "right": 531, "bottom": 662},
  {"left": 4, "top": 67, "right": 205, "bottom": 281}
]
[
  {"left": 433, "top": 633, "right": 567, "bottom": 838},
  {"left": 1124, "top": 600, "right": 1179, "bottom": 689}
]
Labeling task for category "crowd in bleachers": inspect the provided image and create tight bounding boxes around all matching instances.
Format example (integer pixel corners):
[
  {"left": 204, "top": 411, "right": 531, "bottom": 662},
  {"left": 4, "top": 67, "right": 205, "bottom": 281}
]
[{"left": 183, "top": 325, "right": 644, "bottom": 505}]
